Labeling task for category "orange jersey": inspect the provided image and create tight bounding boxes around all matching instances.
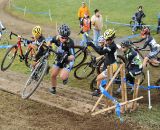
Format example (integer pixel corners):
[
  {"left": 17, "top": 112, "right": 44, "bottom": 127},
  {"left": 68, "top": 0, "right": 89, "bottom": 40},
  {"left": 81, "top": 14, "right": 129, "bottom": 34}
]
[{"left": 78, "top": 6, "right": 90, "bottom": 18}]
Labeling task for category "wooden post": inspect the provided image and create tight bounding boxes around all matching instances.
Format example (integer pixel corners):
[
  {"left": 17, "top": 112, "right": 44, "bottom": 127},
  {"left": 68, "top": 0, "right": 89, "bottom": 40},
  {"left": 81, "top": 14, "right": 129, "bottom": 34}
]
[
  {"left": 120, "top": 64, "right": 127, "bottom": 111},
  {"left": 91, "top": 64, "right": 123, "bottom": 112},
  {"left": 23, "top": 6, "right": 27, "bottom": 16},
  {"left": 132, "top": 76, "right": 140, "bottom": 110},
  {"left": 48, "top": 9, "right": 52, "bottom": 22}
]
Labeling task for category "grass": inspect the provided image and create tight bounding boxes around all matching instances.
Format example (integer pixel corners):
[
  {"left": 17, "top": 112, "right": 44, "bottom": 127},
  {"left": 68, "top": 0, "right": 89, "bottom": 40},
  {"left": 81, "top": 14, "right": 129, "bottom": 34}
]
[{"left": 7, "top": 0, "right": 160, "bottom": 37}]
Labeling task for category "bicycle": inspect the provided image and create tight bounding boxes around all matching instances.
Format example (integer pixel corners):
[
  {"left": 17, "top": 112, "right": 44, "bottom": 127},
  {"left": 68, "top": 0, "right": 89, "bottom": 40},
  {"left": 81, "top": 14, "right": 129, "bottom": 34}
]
[
  {"left": 74, "top": 54, "right": 125, "bottom": 80},
  {"left": 0, "top": 28, "right": 9, "bottom": 45},
  {"left": 132, "top": 44, "right": 160, "bottom": 67},
  {"left": 1, "top": 32, "right": 35, "bottom": 71},
  {"left": 21, "top": 43, "right": 65, "bottom": 99},
  {"left": 73, "top": 32, "right": 94, "bottom": 68},
  {"left": 130, "top": 17, "right": 145, "bottom": 33}
]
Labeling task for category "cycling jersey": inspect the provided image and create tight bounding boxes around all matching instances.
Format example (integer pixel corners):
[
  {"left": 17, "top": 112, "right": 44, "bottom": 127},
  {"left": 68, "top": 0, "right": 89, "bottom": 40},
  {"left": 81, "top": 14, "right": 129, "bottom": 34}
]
[
  {"left": 133, "top": 35, "right": 160, "bottom": 58},
  {"left": 29, "top": 35, "right": 46, "bottom": 62},
  {"left": 89, "top": 41, "right": 117, "bottom": 70},
  {"left": 50, "top": 36, "right": 75, "bottom": 71},
  {"left": 124, "top": 48, "right": 142, "bottom": 77}
]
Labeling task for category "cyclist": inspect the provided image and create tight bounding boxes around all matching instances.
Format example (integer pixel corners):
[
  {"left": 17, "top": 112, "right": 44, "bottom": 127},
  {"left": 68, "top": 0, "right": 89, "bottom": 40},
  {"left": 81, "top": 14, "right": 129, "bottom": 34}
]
[
  {"left": 0, "top": 21, "right": 6, "bottom": 39},
  {"left": 29, "top": 26, "right": 47, "bottom": 69},
  {"left": 87, "top": 29, "right": 118, "bottom": 96},
  {"left": 49, "top": 24, "right": 75, "bottom": 94},
  {"left": 133, "top": 6, "right": 145, "bottom": 27},
  {"left": 133, "top": 26, "right": 160, "bottom": 68}
]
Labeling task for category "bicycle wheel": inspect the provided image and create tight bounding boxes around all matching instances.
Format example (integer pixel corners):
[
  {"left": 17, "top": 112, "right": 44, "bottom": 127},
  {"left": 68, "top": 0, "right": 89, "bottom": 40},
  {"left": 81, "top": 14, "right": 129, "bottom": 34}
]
[
  {"left": 21, "top": 59, "right": 48, "bottom": 99},
  {"left": 74, "top": 62, "right": 95, "bottom": 80},
  {"left": 1, "top": 44, "right": 18, "bottom": 71},
  {"left": 73, "top": 45, "right": 87, "bottom": 68},
  {"left": 130, "top": 21, "right": 138, "bottom": 32},
  {"left": 90, "top": 76, "right": 97, "bottom": 91},
  {"left": 24, "top": 48, "right": 35, "bottom": 68}
]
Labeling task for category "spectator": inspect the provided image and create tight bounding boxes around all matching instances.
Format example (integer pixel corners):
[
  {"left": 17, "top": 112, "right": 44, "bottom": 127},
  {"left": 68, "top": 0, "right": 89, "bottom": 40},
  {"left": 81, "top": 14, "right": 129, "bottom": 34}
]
[
  {"left": 78, "top": 2, "right": 90, "bottom": 24},
  {"left": 0, "top": 21, "right": 6, "bottom": 39},
  {"left": 80, "top": 12, "right": 91, "bottom": 46},
  {"left": 134, "top": 6, "right": 145, "bottom": 26},
  {"left": 91, "top": 9, "right": 103, "bottom": 46},
  {"left": 157, "top": 13, "right": 160, "bottom": 34}
]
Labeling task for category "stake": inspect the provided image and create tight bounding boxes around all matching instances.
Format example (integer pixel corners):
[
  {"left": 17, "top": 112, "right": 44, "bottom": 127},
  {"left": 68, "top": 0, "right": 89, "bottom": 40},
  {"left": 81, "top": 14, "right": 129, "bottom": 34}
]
[{"left": 147, "top": 70, "right": 152, "bottom": 109}]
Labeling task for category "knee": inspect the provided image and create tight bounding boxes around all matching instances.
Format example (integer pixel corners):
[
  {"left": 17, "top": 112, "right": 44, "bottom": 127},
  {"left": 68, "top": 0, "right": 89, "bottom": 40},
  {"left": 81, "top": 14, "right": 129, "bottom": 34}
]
[{"left": 60, "top": 72, "right": 69, "bottom": 80}]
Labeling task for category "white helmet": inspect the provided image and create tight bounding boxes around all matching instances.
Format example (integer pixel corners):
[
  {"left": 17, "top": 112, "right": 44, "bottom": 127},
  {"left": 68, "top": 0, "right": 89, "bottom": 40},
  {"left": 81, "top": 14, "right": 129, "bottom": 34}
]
[{"left": 98, "top": 35, "right": 105, "bottom": 43}]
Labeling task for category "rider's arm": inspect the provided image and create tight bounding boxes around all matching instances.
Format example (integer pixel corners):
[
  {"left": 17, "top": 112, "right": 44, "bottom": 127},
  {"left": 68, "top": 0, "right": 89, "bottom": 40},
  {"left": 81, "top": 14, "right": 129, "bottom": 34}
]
[
  {"left": 140, "top": 37, "right": 152, "bottom": 50},
  {"left": 126, "top": 50, "right": 137, "bottom": 68},
  {"left": 50, "top": 36, "right": 59, "bottom": 46},
  {"left": 132, "top": 38, "right": 146, "bottom": 44},
  {"left": 67, "top": 40, "right": 75, "bottom": 71}
]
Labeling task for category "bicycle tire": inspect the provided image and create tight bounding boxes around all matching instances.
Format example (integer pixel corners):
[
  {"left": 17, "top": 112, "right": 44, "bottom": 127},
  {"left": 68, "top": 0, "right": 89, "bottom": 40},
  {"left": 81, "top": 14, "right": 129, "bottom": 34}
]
[
  {"left": 74, "top": 62, "right": 95, "bottom": 80},
  {"left": 90, "top": 76, "right": 97, "bottom": 91},
  {"left": 1, "top": 44, "right": 18, "bottom": 71},
  {"left": 24, "top": 48, "right": 35, "bottom": 68},
  {"left": 21, "top": 59, "right": 48, "bottom": 99},
  {"left": 73, "top": 45, "right": 87, "bottom": 68},
  {"left": 130, "top": 21, "right": 138, "bottom": 32}
]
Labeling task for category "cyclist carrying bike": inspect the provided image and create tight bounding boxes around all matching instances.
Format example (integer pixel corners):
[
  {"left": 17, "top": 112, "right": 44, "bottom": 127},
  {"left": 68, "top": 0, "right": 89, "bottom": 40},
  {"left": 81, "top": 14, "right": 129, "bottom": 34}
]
[
  {"left": 28, "top": 26, "right": 47, "bottom": 69},
  {"left": 133, "top": 26, "right": 160, "bottom": 68},
  {"left": 87, "top": 29, "right": 118, "bottom": 96},
  {"left": 115, "top": 40, "right": 143, "bottom": 94},
  {"left": 49, "top": 24, "right": 75, "bottom": 94}
]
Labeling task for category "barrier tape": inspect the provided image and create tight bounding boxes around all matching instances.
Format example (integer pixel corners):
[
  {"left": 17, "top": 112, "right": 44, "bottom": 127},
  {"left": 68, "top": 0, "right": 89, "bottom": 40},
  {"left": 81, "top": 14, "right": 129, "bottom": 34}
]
[
  {"left": 11, "top": 3, "right": 49, "bottom": 16},
  {"left": 99, "top": 80, "right": 122, "bottom": 122}
]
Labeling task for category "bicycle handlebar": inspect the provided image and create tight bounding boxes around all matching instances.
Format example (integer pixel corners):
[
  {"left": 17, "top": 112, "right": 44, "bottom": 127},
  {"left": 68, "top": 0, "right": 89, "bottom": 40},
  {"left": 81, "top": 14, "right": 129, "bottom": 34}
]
[{"left": 9, "top": 32, "right": 27, "bottom": 41}]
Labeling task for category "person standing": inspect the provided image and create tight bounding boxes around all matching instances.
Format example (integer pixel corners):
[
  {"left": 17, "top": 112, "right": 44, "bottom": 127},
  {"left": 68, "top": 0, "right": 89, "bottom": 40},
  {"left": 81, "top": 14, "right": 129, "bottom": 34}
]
[
  {"left": 91, "top": 9, "right": 103, "bottom": 46},
  {"left": 78, "top": 2, "right": 90, "bottom": 25},
  {"left": 80, "top": 12, "right": 91, "bottom": 46},
  {"left": 134, "top": 6, "right": 145, "bottom": 26}
]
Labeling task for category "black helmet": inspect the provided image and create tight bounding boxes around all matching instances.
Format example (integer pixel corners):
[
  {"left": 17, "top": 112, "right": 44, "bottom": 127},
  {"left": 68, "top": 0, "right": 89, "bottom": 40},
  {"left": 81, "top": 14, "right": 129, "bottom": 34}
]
[
  {"left": 58, "top": 24, "right": 71, "bottom": 37},
  {"left": 121, "top": 40, "right": 132, "bottom": 47}
]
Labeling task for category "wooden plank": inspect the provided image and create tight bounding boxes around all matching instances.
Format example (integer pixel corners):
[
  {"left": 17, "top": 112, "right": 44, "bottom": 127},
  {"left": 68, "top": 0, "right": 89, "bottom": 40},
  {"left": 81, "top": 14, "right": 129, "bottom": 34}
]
[{"left": 91, "top": 96, "right": 143, "bottom": 116}]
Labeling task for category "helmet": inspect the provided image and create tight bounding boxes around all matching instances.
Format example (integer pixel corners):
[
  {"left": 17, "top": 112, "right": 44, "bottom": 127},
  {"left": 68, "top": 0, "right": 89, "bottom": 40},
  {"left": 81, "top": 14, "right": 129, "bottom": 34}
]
[
  {"left": 58, "top": 24, "right": 71, "bottom": 37},
  {"left": 98, "top": 35, "right": 105, "bottom": 43},
  {"left": 32, "top": 26, "right": 42, "bottom": 38},
  {"left": 121, "top": 40, "right": 132, "bottom": 47},
  {"left": 141, "top": 26, "right": 150, "bottom": 37},
  {"left": 103, "top": 29, "right": 115, "bottom": 40}
]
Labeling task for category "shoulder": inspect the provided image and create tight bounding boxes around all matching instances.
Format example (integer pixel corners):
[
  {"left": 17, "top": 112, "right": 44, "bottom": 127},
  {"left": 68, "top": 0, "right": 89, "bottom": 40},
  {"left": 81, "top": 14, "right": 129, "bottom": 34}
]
[{"left": 67, "top": 37, "right": 74, "bottom": 47}]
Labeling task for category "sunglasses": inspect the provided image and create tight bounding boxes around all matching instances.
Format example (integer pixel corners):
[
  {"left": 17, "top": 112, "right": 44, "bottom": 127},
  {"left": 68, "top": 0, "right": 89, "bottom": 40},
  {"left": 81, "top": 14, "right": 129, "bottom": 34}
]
[
  {"left": 60, "top": 36, "right": 68, "bottom": 40},
  {"left": 121, "top": 46, "right": 126, "bottom": 48}
]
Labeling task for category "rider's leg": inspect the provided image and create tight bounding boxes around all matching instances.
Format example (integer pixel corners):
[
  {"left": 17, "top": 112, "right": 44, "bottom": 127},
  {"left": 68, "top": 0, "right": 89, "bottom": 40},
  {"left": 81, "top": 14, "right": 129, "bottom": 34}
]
[
  {"left": 51, "top": 66, "right": 61, "bottom": 88},
  {"left": 60, "top": 68, "right": 70, "bottom": 80},
  {"left": 96, "top": 72, "right": 106, "bottom": 89},
  {"left": 143, "top": 57, "right": 149, "bottom": 68}
]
